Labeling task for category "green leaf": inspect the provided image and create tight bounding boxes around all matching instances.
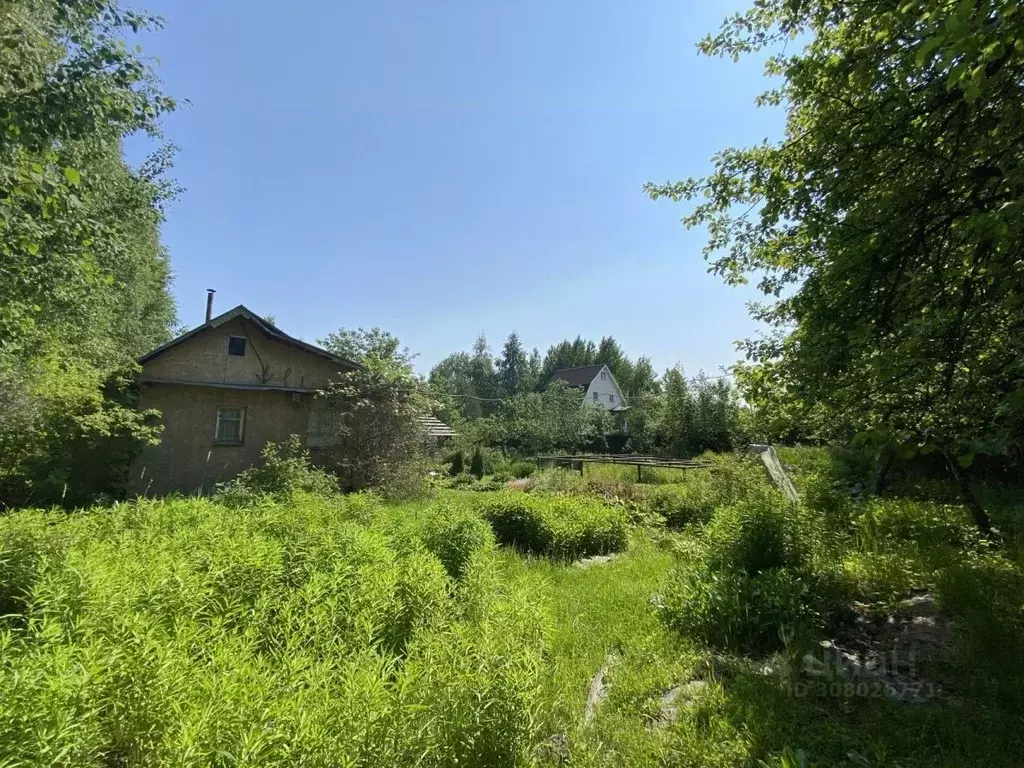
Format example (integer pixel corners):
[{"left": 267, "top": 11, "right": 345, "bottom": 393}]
[
  {"left": 64, "top": 167, "right": 82, "bottom": 186},
  {"left": 956, "top": 452, "right": 975, "bottom": 469},
  {"left": 915, "top": 36, "right": 944, "bottom": 68}
]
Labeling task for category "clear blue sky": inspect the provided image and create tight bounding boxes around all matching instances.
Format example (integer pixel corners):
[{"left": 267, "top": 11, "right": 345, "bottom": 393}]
[{"left": 124, "top": 0, "right": 783, "bottom": 376}]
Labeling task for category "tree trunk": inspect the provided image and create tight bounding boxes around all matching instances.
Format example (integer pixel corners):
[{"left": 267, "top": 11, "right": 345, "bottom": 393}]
[
  {"left": 873, "top": 444, "right": 896, "bottom": 495},
  {"left": 942, "top": 449, "right": 992, "bottom": 534}
]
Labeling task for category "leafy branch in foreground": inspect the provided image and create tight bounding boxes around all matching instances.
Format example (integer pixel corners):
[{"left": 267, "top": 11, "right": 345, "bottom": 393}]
[{"left": 649, "top": 0, "right": 1024, "bottom": 530}]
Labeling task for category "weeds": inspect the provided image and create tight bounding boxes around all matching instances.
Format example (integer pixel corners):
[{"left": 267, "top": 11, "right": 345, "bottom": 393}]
[
  {"left": 216, "top": 435, "right": 339, "bottom": 505},
  {"left": 478, "top": 493, "right": 628, "bottom": 560},
  {"left": 660, "top": 493, "right": 847, "bottom": 655},
  {"left": 0, "top": 495, "right": 547, "bottom": 767}
]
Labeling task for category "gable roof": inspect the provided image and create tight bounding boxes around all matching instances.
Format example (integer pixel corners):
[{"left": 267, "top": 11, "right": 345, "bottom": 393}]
[
  {"left": 548, "top": 364, "right": 607, "bottom": 388},
  {"left": 419, "top": 414, "right": 456, "bottom": 438},
  {"left": 137, "top": 305, "right": 359, "bottom": 370}
]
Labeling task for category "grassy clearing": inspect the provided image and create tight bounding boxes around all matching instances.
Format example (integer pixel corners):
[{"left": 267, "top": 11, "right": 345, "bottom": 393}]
[{"left": 2, "top": 451, "right": 1023, "bottom": 766}]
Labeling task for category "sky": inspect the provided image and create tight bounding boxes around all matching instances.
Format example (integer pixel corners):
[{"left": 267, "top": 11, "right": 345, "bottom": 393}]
[{"left": 123, "top": 0, "right": 785, "bottom": 377}]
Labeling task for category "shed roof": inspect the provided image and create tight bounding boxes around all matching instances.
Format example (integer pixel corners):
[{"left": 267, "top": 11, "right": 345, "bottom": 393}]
[
  {"left": 419, "top": 414, "right": 456, "bottom": 438},
  {"left": 137, "top": 305, "right": 359, "bottom": 370},
  {"left": 548, "top": 364, "right": 607, "bottom": 388}
]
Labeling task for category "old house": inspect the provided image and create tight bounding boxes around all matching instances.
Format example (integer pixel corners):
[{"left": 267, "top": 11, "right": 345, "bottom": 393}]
[
  {"left": 548, "top": 364, "right": 630, "bottom": 434},
  {"left": 131, "top": 296, "right": 358, "bottom": 495}
]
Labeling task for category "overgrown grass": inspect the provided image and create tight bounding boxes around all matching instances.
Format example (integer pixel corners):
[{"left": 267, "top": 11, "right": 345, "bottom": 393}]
[
  {"left": 3, "top": 447, "right": 1024, "bottom": 767},
  {"left": 478, "top": 493, "right": 628, "bottom": 559},
  {"left": 0, "top": 494, "right": 547, "bottom": 767}
]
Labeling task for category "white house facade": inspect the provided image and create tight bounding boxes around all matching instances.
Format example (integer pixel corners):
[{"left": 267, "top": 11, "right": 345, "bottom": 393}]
[
  {"left": 580, "top": 366, "right": 627, "bottom": 412},
  {"left": 548, "top": 364, "right": 630, "bottom": 432}
]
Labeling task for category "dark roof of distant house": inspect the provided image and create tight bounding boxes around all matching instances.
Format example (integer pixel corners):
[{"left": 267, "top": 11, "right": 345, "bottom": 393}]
[
  {"left": 419, "top": 414, "right": 456, "bottom": 438},
  {"left": 548, "top": 364, "right": 607, "bottom": 388},
  {"left": 137, "top": 305, "right": 360, "bottom": 370}
]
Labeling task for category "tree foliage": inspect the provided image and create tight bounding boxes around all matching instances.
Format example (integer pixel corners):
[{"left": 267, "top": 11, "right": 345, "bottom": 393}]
[
  {"left": 319, "top": 327, "right": 415, "bottom": 373},
  {"left": 473, "top": 381, "right": 613, "bottom": 457},
  {"left": 318, "top": 354, "right": 433, "bottom": 493},
  {"left": 0, "top": 0, "right": 178, "bottom": 506},
  {"left": 428, "top": 330, "right": 745, "bottom": 458},
  {"left": 316, "top": 328, "right": 432, "bottom": 493},
  {"left": 648, "top": 0, "right": 1024, "bottom": 526}
]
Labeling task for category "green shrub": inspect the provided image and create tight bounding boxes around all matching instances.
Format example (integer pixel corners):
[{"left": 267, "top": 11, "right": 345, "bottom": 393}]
[
  {"left": 854, "top": 498, "right": 980, "bottom": 550},
  {"left": 376, "top": 455, "right": 433, "bottom": 501},
  {"left": 660, "top": 494, "right": 845, "bottom": 655},
  {"left": 647, "top": 485, "right": 717, "bottom": 528},
  {"left": 802, "top": 472, "right": 856, "bottom": 530},
  {"left": 490, "top": 470, "right": 513, "bottom": 483},
  {"left": 508, "top": 461, "right": 537, "bottom": 479},
  {"left": 418, "top": 502, "right": 494, "bottom": 579},
  {"left": 478, "top": 493, "right": 628, "bottom": 559},
  {"left": 703, "top": 495, "right": 809, "bottom": 576},
  {"left": 216, "top": 435, "right": 338, "bottom": 504},
  {"left": 449, "top": 451, "right": 464, "bottom": 476},
  {"left": 0, "top": 514, "right": 70, "bottom": 620},
  {"left": 662, "top": 564, "right": 820, "bottom": 654},
  {"left": 449, "top": 473, "right": 476, "bottom": 489},
  {"left": 471, "top": 478, "right": 505, "bottom": 492},
  {"left": 470, "top": 447, "right": 485, "bottom": 479}
]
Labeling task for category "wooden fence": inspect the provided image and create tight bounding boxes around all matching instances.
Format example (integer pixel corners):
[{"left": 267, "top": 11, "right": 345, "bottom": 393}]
[{"left": 533, "top": 454, "right": 713, "bottom": 482}]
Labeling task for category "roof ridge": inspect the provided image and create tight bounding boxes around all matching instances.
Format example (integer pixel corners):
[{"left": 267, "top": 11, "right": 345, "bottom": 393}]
[{"left": 137, "top": 304, "right": 359, "bottom": 369}]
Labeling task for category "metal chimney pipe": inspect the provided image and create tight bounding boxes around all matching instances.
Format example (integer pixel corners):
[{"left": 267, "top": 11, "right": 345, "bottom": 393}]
[{"left": 205, "top": 289, "right": 216, "bottom": 322}]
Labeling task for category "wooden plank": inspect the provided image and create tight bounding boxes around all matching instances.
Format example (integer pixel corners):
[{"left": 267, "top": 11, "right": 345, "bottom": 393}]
[{"left": 747, "top": 444, "right": 799, "bottom": 502}]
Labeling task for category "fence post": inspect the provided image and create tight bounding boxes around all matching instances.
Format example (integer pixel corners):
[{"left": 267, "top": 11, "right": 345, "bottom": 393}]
[{"left": 637, "top": 463, "right": 643, "bottom": 483}]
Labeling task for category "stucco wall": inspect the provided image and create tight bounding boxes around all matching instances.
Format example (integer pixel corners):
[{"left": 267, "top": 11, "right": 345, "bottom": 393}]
[
  {"left": 141, "top": 318, "right": 344, "bottom": 390},
  {"left": 582, "top": 365, "right": 627, "bottom": 410},
  {"left": 131, "top": 384, "right": 314, "bottom": 496}
]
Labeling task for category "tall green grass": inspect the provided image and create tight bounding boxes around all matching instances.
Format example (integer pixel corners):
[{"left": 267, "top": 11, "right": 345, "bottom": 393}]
[
  {"left": 478, "top": 493, "right": 628, "bottom": 560},
  {"left": 0, "top": 494, "right": 547, "bottom": 767}
]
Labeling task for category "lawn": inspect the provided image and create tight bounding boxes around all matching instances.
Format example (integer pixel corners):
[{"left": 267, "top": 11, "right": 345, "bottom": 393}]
[{"left": 2, "top": 449, "right": 1023, "bottom": 767}]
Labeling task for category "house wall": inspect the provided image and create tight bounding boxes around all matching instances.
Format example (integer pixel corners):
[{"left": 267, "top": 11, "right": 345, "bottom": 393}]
[
  {"left": 582, "top": 365, "right": 626, "bottom": 411},
  {"left": 141, "top": 318, "right": 344, "bottom": 390},
  {"left": 130, "top": 384, "right": 316, "bottom": 496}
]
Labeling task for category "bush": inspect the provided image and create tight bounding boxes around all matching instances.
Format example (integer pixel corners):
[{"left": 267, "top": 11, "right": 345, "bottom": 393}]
[
  {"left": 647, "top": 485, "right": 717, "bottom": 528},
  {"left": 376, "top": 455, "right": 433, "bottom": 501},
  {"left": 478, "top": 493, "right": 628, "bottom": 559},
  {"left": 854, "top": 498, "right": 980, "bottom": 550},
  {"left": 449, "top": 473, "right": 476, "bottom": 489},
  {"left": 470, "top": 447, "right": 485, "bottom": 479},
  {"left": 216, "top": 435, "right": 338, "bottom": 504},
  {"left": 660, "top": 494, "right": 845, "bottom": 655},
  {"left": 802, "top": 472, "right": 856, "bottom": 530},
  {"left": 508, "top": 461, "right": 537, "bottom": 479},
  {"left": 703, "top": 495, "right": 810, "bottom": 576},
  {"left": 470, "top": 479, "right": 504, "bottom": 493},
  {"left": 662, "top": 564, "right": 825, "bottom": 655},
  {"left": 449, "top": 451, "right": 465, "bottom": 476},
  {"left": 418, "top": 503, "right": 494, "bottom": 580}
]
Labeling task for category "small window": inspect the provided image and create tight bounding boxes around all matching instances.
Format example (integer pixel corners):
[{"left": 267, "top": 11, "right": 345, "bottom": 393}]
[
  {"left": 600, "top": 371, "right": 607, "bottom": 380},
  {"left": 592, "top": 392, "right": 599, "bottom": 402},
  {"left": 228, "top": 336, "right": 246, "bottom": 356},
  {"left": 608, "top": 394, "right": 615, "bottom": 403},
  {"left": 215, "top": 407, "right": 245, "bottom": 444}
]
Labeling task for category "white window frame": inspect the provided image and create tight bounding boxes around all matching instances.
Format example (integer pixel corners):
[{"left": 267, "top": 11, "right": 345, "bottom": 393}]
[
  {"left": 215, "top": 407, "right": 245, "bottom": 444},
  {"left": 608, "top": 393, "right": 615, "bottom": 403},
  {"left": 600, "top": 371, "right": 607, "bottom": 380},
  {"left": 592, "top": 391, "right": 599, "bottom": 403}
]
